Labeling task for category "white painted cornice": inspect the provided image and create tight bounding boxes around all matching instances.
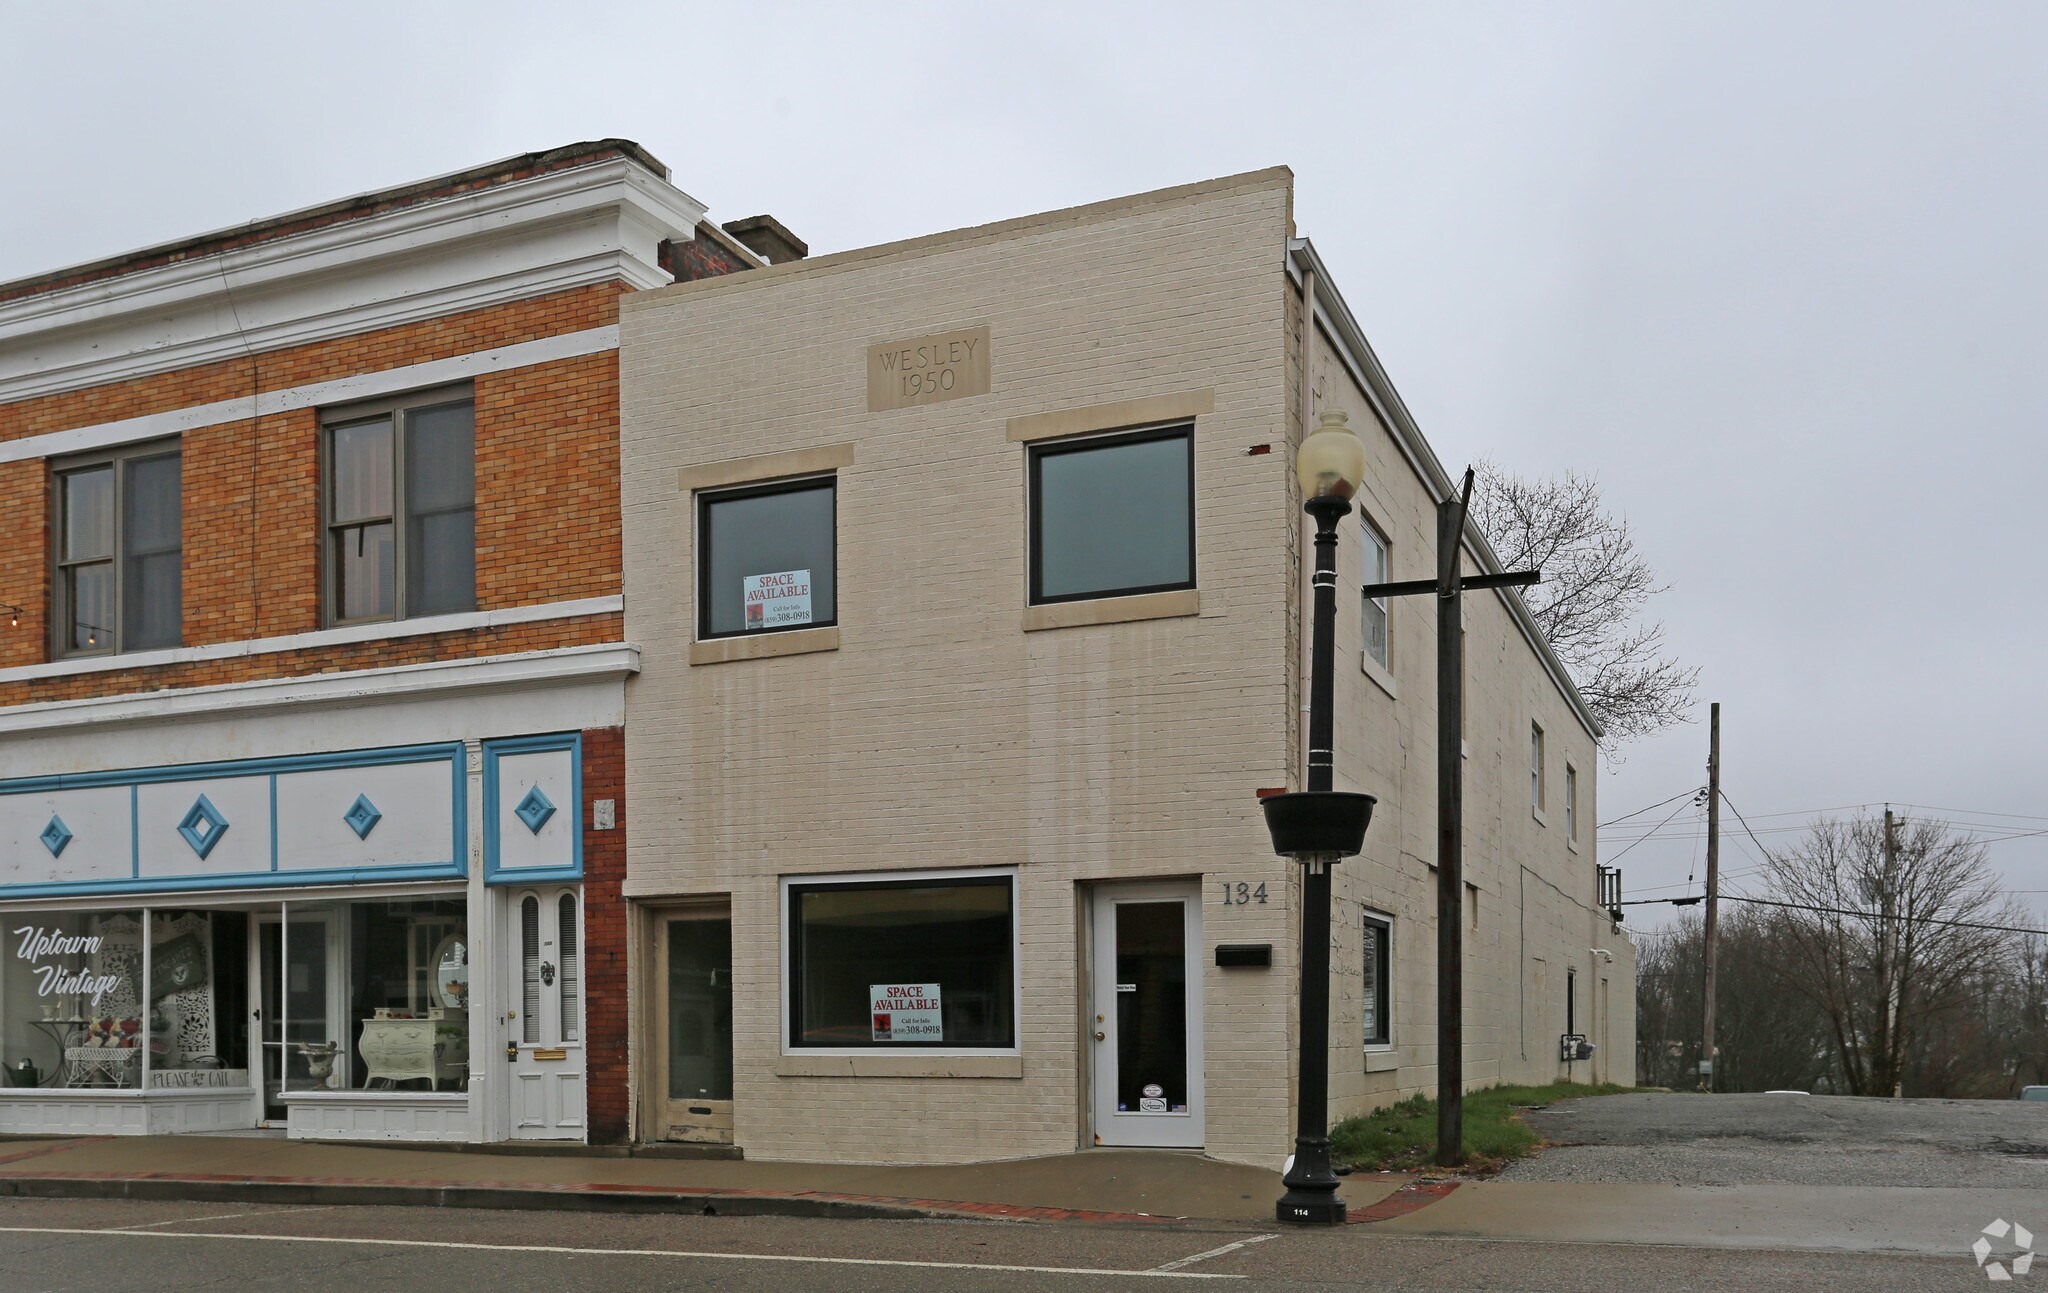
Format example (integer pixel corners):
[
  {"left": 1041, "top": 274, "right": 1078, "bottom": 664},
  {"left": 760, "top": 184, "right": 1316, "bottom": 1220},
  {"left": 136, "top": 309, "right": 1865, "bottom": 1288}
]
[
  {"left": 0, "top": 159, "right": 706, "bottom": 404},
  {"left": 0, "top": 641, "right": 640, "bottom": 736}
]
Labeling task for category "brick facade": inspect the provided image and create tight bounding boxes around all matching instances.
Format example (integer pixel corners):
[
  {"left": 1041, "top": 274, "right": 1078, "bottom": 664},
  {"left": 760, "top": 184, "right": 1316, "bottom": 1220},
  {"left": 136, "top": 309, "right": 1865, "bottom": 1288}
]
[{"left": 579, "top": 725, "right": 629, "bottom": 1143}]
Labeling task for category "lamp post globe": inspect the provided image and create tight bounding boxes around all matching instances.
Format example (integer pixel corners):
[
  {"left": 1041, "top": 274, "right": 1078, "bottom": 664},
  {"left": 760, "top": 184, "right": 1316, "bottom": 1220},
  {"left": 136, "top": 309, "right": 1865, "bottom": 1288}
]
[{"left": 1296, "top": 409, "right": 1367, "bottom": 501}]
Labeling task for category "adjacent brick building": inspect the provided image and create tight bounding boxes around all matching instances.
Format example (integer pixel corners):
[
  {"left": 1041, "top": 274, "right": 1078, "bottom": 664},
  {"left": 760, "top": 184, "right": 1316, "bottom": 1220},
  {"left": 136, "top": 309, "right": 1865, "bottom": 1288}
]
[{"left": 0, "top": 141, "right": 756, "bottom": 1142}]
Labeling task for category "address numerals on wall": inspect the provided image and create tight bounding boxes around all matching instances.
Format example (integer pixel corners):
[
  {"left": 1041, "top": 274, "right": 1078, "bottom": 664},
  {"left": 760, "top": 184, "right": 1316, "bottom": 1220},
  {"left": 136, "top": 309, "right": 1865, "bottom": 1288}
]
[{"left": 1218, "top": 882, "right": 1269, "bottom": 906}]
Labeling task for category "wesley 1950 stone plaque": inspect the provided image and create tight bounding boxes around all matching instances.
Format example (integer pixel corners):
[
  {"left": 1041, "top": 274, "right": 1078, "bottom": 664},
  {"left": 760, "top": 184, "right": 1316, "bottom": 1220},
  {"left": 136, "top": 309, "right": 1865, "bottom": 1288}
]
[{"left": 867, "top": 326, "right": 990, "bottom": 412}]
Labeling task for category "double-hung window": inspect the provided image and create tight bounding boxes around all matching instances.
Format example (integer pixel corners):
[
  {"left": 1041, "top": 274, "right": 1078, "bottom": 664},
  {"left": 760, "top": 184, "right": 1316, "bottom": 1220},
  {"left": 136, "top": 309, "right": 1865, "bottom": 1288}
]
[
  {"left": 53, "top": 443, "right": 182, "bottom": 656},
  {"left": 1565, "top": 764, "right": 1579, "bottom": 841},
  {"left": 785, "top": 872, "right": 1016, "bottom": 1051},
  {"left": 1360, "top": 518, "right": 1390, "bottom": 669},
  {"left": 697, "top": 476, "right": 837, "bottom": 639},
  {"left": 1363, "top": 913, "right": 1392, "bottom": 1048},
  {"left": 1531, "top": 722, "right": 1547, "bottom": 815},
  {"left": 1028, "top": 424, "right": 1195, "bottom": 604},
  {"left": 324, "top": 389, "right": 475, "bottom": 625}
]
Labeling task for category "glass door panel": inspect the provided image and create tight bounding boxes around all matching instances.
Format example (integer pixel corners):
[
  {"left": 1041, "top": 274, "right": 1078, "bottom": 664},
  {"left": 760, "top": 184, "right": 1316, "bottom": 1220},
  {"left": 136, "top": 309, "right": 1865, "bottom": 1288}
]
[
  {"left": 1114, "top": 901, "right": 1188, "bottom": 1113},
  {"left": 258, "top": 917, "right": 332, "bottom": 1121}
]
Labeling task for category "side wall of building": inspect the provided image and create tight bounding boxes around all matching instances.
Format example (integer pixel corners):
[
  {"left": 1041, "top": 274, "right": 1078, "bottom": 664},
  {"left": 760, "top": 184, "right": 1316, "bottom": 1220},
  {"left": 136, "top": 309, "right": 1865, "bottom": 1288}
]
[
  {"left": 1301, "top": 317, "right": 1638, "bottom": 1122},
  {"left": 621, "top": 173, "right": 1303, "bottom": 1166}
]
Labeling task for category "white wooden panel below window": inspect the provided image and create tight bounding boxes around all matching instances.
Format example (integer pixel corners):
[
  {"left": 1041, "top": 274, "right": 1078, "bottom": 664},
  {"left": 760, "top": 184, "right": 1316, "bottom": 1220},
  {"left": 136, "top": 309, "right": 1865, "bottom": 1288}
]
[
  {"left": 273, "top": 761, "right": 457, "bottom": 872},
  {"left": 493, "top": 749, "right": 576, "bottom": 874},
  {"left": 0, "top": 785, "right": 130, "bottom": 888},
  {"left": 135, "top": 776, "right": 271, "bottom": 879}
]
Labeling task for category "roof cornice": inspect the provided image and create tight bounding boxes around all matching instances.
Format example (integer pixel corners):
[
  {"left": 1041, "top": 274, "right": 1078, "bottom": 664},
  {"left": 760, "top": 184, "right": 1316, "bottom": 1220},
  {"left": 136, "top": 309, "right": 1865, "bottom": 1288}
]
[
  {"left": 0, "top": 158, "right": 706, "bottom": 405},
  {"left": 1288, "top": 237, "right": 1604, "bottom": 743}
]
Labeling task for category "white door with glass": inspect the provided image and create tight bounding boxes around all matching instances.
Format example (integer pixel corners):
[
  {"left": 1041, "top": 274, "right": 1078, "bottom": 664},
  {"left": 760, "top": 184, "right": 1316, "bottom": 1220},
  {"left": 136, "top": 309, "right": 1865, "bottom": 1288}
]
[
  {"left": 505, "top": 888, "right": 586, "bottom": 1139},
  {"left": 251, "top": 910, "right": 344, "bottom": 1124},
  {"left": 1090, "top": 883, "right": 1204, "bottom": 1149}
]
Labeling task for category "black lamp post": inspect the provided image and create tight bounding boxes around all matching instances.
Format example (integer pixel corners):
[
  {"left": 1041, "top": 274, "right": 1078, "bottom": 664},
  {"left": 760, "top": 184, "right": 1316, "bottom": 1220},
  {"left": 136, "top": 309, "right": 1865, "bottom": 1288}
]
[{"left": 1263, "top": 409, "right": 1376, "bottom": 1226}]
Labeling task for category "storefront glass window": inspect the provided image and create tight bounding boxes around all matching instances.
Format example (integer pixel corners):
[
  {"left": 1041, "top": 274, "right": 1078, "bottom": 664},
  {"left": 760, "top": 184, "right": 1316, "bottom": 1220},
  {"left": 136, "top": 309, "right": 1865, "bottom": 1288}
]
[
  {"left": 787, "top": 875, "right": 1015, "bottom": 1050},
  {"left": 334, "top": 897, "right": 470, "bottom": 1094}
]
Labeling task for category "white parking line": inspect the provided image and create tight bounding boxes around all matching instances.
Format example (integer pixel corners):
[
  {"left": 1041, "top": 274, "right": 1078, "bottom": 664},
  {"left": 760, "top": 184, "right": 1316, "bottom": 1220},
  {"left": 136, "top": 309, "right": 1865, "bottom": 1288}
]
[
  {"left": 112, "top": 1206, "right": 340, "bottom": 1231},
  {"left": 0, "top": 1226, "right": 1245, "bottom": 1280},
  {"left": 1152, "top": 1233, "right": 1280, "bottom": 1272}
]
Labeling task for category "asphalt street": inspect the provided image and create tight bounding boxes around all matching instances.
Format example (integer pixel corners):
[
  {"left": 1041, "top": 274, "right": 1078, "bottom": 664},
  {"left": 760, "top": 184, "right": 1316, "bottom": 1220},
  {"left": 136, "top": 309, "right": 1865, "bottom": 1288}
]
[{"left": 0, "top": 1197, "right": 1990, "bottom": 1291}]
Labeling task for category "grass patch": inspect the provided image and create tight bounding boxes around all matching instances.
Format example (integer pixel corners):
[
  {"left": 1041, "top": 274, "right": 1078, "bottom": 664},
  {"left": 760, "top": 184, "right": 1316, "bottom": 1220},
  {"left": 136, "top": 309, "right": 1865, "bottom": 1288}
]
[{"left": 1331, "top": 1081, "right": 1634, "bottom": 1174}]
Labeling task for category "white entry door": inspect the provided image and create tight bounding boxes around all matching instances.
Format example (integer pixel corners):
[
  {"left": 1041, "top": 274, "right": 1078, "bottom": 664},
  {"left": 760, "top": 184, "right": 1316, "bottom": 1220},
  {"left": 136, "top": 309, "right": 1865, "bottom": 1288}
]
[
  {"left": 1090, "top": 883, "right": 1204, "bottom": 1148},
  {"left": 504, "top": 887, "right": 586, "bottom": 1139}
]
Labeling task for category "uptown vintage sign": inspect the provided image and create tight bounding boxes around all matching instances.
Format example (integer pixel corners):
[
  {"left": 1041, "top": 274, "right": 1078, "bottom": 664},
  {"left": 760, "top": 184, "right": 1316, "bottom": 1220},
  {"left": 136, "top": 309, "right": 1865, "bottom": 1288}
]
[{"left": 11, "top": 926, "right": 121, "bottom": 1004}]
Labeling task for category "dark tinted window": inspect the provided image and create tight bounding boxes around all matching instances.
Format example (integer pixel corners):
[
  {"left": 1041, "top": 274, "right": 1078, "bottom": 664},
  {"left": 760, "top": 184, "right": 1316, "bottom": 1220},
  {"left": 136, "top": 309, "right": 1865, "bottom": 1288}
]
[{"left": 1031, "top": 426, "right": 1194, "bottom": 603}]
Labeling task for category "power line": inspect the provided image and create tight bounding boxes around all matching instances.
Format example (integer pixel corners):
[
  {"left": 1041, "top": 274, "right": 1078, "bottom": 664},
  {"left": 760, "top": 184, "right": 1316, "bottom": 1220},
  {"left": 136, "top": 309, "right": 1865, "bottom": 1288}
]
[
  {"left": 1598, "top": 787, "right": 1703, "bottom": 830},
  {"left": 1630, "top": 891, "right": 2048, "bottom": 938},
  {"left": 1602, "top": 797, "right": 1696, "bottom": 868}
]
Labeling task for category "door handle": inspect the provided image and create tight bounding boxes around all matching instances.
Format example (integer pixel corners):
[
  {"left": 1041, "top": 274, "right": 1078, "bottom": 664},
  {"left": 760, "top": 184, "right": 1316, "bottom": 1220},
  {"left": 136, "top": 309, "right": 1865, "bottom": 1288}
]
[{"left": 1094, "top": 1031, "right": 1106, "bottom": 1041}]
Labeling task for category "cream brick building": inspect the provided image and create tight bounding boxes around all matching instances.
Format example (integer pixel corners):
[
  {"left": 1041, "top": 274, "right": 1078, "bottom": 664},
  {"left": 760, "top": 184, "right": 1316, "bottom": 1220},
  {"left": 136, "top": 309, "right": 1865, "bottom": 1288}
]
[{"left": 618, "top": 168, "right": 1636, "bottom": 1167}]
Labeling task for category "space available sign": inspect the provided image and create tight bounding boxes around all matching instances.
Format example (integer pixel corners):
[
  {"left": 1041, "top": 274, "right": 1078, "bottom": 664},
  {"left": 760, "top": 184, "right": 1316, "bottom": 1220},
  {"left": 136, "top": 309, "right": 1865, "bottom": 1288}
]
[
  {"left": 870, "top": 983, "right": 943, "bottom": 1042},
  {"left": 743, "top": 570, "right": 812, "bottom": 630}
]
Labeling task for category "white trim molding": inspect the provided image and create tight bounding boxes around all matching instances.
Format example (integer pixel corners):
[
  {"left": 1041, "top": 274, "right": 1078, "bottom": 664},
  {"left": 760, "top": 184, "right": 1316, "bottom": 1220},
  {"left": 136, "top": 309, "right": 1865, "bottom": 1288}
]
[
  {"left": 0, "top": 640, "right": 639, "bottom": 737},
  {"left": 0, "top": 158, "right": 701, "bottom": 404},
  {"left": 0, "top": 594, "right": 623, "bottom": 685},
  {"left": 0, "top": 327, "right": 619, "bottom": 465}
]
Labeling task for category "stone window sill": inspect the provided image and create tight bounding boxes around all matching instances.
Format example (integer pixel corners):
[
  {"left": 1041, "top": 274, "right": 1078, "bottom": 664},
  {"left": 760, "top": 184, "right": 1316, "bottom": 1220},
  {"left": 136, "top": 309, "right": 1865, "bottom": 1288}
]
[
  {"left": 775, "top": 1053, "right": 1023, "bottom": 1079},
  {"left": 1361, "top": 652, "right": 1398, "bottom": 700},
  {"left": 1364, "top": 1048, "right": 1400, "bottom": 1073},
  {"left": 1022, "top": 589, "right": 1200, "bottom": 632},
  {"left": 690, "top": 626, "right": 840, "bottom": 666}
]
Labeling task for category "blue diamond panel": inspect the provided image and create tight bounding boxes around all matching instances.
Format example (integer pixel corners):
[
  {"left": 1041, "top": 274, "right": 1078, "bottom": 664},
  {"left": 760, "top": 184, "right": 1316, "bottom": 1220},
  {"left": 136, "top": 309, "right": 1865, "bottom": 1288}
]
[
  {"left": 513, "top": 785, "right": 556, "bottom": 834},
  {"left": 177, "top": 795, "right": 230, "bottom": 860},
  {"left": 342, "top": 793, "right": 383, "bottom": 840},
  {"left": 39, "top": 815, "right": 73, "bottom": 858}
]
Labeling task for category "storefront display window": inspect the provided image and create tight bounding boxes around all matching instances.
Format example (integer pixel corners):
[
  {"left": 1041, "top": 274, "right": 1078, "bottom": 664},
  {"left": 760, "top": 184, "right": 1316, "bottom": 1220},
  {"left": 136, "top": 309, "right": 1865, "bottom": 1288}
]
[
  {"left": 2, "top": 896, "right": 467, "bottom": 1100},
  {"left": 786, "top": 874, "right": 1015, "bottom": 1050},
  {"left": 2, "top": 909, "right": 252, "bottom": 1091}
]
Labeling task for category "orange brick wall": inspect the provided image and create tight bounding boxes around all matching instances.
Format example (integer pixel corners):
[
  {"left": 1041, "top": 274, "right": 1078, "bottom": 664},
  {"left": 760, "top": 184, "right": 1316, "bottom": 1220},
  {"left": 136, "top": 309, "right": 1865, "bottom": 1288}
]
[
  {"left": 0, "top": 283, "right": 630, "bottom": 694},
  {"left": 580, "top": 725, "right": 630, "bottom": 1144}
]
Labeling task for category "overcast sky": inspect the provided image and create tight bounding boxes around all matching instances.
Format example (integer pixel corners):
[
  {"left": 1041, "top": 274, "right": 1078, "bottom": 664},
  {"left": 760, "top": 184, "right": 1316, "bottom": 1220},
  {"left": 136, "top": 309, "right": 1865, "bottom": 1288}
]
[{"left": 5, "top": 2, "right": 2043, "bottom": 934}]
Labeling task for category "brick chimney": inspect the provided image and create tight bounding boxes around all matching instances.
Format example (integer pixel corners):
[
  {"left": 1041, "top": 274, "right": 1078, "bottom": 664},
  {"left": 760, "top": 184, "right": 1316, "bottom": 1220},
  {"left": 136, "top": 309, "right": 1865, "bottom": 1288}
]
[{"left": 721, "top": 214, "right": 809, "bottom": 265}]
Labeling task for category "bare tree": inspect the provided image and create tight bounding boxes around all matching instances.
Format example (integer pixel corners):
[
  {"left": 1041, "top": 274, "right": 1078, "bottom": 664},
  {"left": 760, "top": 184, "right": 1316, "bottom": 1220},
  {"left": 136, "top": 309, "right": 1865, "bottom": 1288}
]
[
  {"left": 1635, "top": 909, "right": 1834, "bottom": 1092},
  {"left": 1471, "top": 463, "right": 1698, "bottom": 746},
  {"left": 1764, "top": 815, "right": 2024, "bottom": 1097}
]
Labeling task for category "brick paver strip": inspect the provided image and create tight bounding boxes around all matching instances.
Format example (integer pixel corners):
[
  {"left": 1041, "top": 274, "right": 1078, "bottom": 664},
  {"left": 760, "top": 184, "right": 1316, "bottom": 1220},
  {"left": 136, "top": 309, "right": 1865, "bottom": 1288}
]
[
  {"left": 1347, "top": 1178, "right": 1460, "bottom": 1224},
  {"left": 0, "top": 1138, "right": 108, "bottom": 1167},
  {"left": 0, "top": 1167, "right": 1178, "bottom": 1225}
]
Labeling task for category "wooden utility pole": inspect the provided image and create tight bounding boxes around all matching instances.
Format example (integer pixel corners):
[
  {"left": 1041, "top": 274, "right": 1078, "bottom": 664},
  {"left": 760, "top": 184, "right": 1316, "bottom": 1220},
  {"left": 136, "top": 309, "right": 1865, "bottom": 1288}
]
[
  {"left": 1699, "top": 702, "right": 1721, "bottom": 1092},
  {"left": 1361, "top": 469, "right": 1538, "bottom": 1167},
  {"left": 1882, "top": 807, "right": 1902, "bottom": 1098},
  {"left": 1434, "top": 492, "right": 1465, "bottom": 1167}
]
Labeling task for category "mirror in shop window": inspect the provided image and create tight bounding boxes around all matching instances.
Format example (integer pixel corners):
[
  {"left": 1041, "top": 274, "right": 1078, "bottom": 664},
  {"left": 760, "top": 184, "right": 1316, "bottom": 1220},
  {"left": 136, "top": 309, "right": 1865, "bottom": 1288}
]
[{"left": 433, "top": 935, "right": 469, "bottom": 1010}]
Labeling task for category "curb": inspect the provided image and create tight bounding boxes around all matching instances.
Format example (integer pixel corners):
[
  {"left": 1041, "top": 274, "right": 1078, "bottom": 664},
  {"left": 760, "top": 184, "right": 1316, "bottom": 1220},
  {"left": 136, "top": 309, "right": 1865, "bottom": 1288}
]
[{"left": 0, "top": 1172, "right": 1183, "bottom": 1226}]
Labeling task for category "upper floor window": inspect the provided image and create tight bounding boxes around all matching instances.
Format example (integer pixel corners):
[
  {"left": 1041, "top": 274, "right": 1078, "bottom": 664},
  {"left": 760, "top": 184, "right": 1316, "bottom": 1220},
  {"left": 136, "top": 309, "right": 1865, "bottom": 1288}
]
[
  {"left": 324, "top": 389, "right": 475, "bottom": 625},
  {"left": 1029, "top": 424, "right": 1195, "bottom": 604},
  {"left": 53, "top": 444, "right": 182, "bottom": 657},
  {"left": 697, "top": 476, "right": 837, "bottom": 640},
  {"left": 1531, "top": 722, "right": 1547, "bottom": 814},
  {"left": 1565, "top": 763, "right": 1579, "bottom": 841},
  {"left": 1360, "top": 517, "right": 1390, "bottom": 669}
]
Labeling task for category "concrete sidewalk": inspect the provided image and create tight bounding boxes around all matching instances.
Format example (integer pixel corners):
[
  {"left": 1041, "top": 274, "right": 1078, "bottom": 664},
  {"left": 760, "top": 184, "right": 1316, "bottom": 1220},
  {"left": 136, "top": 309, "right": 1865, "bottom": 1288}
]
[{"left": 0, "top": 1135, "right": 1408, "bottom": 1225}]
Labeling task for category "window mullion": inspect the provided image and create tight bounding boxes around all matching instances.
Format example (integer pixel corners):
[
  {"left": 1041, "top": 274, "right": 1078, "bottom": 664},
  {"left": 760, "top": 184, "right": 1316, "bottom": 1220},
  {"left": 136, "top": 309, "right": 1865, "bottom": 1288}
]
[
  {"left": 109, "top": 457, "right": 126, "bottom": 653},
  {"left": 392, "top": 410, "right": 409, "bottom": 621}
]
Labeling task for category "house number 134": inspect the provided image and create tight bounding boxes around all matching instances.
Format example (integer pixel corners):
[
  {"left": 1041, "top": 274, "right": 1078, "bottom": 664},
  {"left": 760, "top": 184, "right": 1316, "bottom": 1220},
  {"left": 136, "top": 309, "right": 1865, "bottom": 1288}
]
[{"left": 1220, "top": 882, "right": 1268, "bottom": 905}]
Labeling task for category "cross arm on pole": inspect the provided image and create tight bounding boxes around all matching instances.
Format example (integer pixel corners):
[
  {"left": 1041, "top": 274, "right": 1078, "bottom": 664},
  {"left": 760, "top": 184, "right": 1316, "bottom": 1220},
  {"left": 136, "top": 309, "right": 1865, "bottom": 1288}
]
[{"left": 1363, "top": 570, "right": 1541, "bottom": 600}]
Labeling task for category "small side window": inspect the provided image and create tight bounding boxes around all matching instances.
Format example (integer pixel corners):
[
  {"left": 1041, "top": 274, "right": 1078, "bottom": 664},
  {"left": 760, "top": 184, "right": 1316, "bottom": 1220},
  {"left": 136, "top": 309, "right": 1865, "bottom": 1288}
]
[
  {"left": 1363, "top": 913, "right": 1392, "bottom": 1048},
  {"left": 1360, "top": 518, "right": 1390, "bottom": 669}
]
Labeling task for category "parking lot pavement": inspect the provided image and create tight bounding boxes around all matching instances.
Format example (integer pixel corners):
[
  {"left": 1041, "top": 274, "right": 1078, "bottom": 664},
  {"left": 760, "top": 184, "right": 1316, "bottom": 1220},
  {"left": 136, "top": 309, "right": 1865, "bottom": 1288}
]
[
  {"left": 0, "top": 1197, "right": 1990, "bottom": 1292},
  {"left": 1502, "top": 1091, "right": 2048, "bottom": 1187}
]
